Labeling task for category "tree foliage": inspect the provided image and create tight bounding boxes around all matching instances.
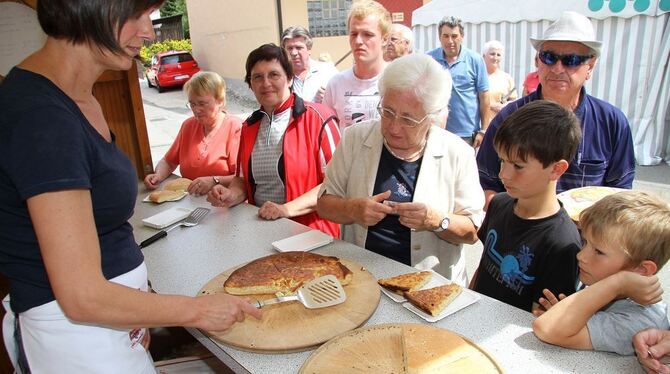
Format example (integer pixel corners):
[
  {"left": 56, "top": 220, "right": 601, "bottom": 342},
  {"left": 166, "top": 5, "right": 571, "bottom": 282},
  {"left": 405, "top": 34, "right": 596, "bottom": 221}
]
[
  {"left": 139, "top": 39, "right": 193, "bottom": 66},
  {"left": 160, "top": 0, "right": 189, "bottom": 38}
]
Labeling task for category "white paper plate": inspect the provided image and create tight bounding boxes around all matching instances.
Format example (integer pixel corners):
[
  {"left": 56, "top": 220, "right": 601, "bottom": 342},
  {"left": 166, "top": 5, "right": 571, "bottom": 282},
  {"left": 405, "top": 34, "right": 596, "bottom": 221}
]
[
  {"left": 142, "top": 191, "right": 188, "bottom": 203},
  {"left": 380, "top": 270, "right": 448, "bottom": 303},
  {"left": 271, "top": 230, "right": 334, "bottom": 252},
  {"left": 142, "top": 207, "right": 192, "bottom": 229},
  {"left": 402, "top": 288, "right": 481, "bottom": 323}
]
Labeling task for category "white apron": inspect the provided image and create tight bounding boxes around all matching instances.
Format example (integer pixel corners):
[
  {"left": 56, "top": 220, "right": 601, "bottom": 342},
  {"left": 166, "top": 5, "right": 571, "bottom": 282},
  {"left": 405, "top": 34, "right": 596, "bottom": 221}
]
[{"left": 2, "top": 263, "right": 155, "bottom": 374}]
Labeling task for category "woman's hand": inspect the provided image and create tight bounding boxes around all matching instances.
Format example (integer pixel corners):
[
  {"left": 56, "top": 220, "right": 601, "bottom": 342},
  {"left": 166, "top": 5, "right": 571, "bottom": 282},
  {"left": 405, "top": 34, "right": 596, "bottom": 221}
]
[
  {"left": 395, "top": 202, "right": 441, "bottom": 231},
  {"left": 188, "top": 177, "right": 216, "bottom": 196},
  {"left": 207, "top": 185, "right": 235, "bottom": 207},
  {"left": 258, "top": 201, "right": 290, "bottom": 220},
  {"left": 634, "top": 328, "right": 670, "bottom": 374},
  {"left": 348, "top": 191, "right": 394, "bottom": 227},
  {"left": 193, "top": 294, "right": 262, "bottom": 332},
  {"left": 143, "top": 173, "right": 162, "bottom": 190}
]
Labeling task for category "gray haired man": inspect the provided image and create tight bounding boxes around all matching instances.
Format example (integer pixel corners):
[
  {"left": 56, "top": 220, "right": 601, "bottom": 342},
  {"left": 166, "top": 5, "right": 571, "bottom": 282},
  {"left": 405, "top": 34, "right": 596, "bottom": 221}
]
[{"left": 281, "top": 26, "right": 338, "bottom": 103}]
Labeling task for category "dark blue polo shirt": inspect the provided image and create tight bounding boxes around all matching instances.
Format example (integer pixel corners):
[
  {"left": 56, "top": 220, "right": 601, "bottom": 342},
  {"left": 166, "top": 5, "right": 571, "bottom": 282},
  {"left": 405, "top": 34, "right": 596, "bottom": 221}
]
[
  {"left": 0, "top": 67, "right": 143, "bottom": 313},
  {"left": 477, "top": 85, "right": 635, "bottom": 193}
]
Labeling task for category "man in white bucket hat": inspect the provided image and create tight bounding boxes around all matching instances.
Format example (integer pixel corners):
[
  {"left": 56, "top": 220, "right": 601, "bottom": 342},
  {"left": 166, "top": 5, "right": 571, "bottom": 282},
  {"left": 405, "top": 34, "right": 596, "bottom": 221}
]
[{"left": 477, "top": 11, "right": 635, "bottom": 209}]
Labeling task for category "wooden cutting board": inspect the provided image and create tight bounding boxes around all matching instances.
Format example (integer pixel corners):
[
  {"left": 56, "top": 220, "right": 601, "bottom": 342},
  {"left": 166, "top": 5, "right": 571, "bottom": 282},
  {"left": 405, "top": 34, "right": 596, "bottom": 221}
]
[
  {"left": 299, "top": 323, "right": 504, "bottom": 373},
  {"left": 197, "top": 258, "right": 380, "bottom": 352}
]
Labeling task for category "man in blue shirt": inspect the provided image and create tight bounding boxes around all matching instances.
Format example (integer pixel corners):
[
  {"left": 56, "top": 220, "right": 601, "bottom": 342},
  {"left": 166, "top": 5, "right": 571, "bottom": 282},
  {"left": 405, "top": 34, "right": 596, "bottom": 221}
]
[
  {"left": 427, "top": 16, "right": 491, "bottom": 147},
  {"left": 477, "top": 11, "right": 635, "bottom": 208}
]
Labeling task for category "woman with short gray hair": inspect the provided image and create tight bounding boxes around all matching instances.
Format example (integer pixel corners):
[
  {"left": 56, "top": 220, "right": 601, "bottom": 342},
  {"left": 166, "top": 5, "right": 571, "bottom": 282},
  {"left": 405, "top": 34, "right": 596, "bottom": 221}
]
[{"left": 317, "top": 54, "right": 485, "bottom": 285}]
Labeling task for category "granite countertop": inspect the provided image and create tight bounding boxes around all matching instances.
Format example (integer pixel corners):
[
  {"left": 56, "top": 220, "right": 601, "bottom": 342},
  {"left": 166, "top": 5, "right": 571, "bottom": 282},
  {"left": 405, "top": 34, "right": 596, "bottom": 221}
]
[{"left": 131, "top": 186, "right": 643, "bottom": 374}]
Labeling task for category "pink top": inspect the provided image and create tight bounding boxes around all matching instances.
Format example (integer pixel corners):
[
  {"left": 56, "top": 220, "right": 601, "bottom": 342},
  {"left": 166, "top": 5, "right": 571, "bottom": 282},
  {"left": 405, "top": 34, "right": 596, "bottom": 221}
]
[{"left": 164, "top": 114, "right": 242, "bottom": 180}]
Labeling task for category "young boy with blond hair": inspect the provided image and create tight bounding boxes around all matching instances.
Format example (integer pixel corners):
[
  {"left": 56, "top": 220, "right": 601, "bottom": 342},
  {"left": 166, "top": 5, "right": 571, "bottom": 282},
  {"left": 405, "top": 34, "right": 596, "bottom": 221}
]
[
  {"left": 533, "top": 191, "right": 670, "bottom": 355},
  {"left": 470, "top": 100, "right": 582, "bottom": 312}
]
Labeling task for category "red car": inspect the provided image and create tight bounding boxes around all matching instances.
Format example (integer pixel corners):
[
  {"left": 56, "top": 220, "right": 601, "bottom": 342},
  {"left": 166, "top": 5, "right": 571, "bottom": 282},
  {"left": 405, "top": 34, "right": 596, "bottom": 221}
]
[{"left": 145, "top": 50, "right": 200, "bottom": 93}]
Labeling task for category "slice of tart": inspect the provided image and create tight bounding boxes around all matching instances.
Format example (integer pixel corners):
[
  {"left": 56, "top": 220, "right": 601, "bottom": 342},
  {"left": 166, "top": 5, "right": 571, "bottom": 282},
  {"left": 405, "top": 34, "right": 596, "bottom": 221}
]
[{"left": 378, "top": 271, "right": 432, "bottom": 295}]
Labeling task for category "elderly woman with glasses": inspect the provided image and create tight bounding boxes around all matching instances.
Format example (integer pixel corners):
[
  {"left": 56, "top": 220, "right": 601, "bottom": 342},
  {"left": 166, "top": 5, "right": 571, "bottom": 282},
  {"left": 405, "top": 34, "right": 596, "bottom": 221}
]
[
  {"left": 207, "top": 44, "right": 341, "bottom": 237},
  {"left": 316, "top": 54, "right": 484, "bottom": 285},
  {"left": 144, "top": 71, "right": 242, "bottom": 195}
]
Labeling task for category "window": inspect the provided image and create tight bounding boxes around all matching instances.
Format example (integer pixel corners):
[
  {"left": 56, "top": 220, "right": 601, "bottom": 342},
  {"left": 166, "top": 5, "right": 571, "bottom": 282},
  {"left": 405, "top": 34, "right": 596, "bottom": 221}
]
[
  {"left": 160, "top": 53, "right": 194, "bottom": 65},
  {"left": 307, "top": 0, "right": 352, "bottom": 37}
]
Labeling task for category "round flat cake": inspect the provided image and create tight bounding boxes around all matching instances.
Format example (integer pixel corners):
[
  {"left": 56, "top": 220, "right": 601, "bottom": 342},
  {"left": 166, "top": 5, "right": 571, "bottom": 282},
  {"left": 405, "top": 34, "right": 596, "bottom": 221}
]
[{"left": 223, "top": 251, "right": 353, "bottom": 295}]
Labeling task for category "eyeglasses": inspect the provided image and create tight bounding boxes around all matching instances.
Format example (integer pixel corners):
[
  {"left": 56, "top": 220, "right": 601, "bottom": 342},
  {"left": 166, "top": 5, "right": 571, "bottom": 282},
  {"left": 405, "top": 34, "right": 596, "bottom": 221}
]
[
  {"left": 388, "top": 36, "right": 407, "bottom": 44},
  {"left": 186, "top": 100, "right": 215, "bottom": 109},
  {"left": 377, "top": 104, "right": 432, "bottom": 127},
  {"left": 538, "top": 50, "right": 593, "bottom": 68},
  {"left": 250, "top": 71, "right": 285, "bottom": 84}
]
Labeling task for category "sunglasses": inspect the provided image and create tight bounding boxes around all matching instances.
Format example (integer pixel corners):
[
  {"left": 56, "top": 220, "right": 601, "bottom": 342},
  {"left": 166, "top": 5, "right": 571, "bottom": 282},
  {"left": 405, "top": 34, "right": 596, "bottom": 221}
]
[{"left": 538, "top": 50, "right": 593, "bottom": 68}]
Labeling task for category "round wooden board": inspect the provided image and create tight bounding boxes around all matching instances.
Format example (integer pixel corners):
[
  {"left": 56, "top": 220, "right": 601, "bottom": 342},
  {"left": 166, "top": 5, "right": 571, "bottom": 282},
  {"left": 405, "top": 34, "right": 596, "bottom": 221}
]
[
  {"left": 197, "top": 258, "right": 380, "bottom": 352},
  {"left": 299, "top": 323, "right": 504, "bottom": 373}
]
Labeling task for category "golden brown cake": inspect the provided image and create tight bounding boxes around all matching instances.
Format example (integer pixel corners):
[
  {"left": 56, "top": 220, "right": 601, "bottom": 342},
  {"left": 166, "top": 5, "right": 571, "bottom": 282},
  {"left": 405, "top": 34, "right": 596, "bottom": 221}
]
[{"left": 224, "top": 251, "right": 353, "bottom": 295}]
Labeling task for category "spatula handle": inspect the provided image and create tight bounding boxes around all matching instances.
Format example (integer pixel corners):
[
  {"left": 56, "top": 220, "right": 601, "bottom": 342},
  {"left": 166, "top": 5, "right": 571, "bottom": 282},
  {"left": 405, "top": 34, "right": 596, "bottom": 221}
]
[
  {"left": 139, "top": 230, "right": 167, "bottom": 248},
  {"left": 253, "top": 296, "right": 297, "bottom": 308}
]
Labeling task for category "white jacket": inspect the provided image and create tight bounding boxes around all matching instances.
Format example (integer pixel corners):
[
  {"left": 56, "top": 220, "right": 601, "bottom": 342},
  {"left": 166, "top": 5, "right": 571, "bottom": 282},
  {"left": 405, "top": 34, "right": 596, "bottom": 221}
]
[{"left": 319, "top": 119, "right": 485, "bottom": 285}]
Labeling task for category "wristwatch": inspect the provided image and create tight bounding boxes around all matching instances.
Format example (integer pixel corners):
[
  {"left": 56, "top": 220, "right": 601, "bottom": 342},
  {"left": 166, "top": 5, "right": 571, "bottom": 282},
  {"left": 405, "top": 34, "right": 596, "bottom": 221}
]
[
  {"left": 434, "top": 216, "right": 450, "bottom": 233},
  {"left": 213, "top": 176, "right": 220, "bottom": 185}
]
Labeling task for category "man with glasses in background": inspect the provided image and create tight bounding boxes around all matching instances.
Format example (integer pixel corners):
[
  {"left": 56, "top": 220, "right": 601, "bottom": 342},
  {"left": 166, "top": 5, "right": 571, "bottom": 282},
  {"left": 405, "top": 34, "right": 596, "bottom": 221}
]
[
  {"left": 428, "top": 16, "right": 491, "bottom": 147},
  {"left": 477, "top": 11, "right": 635, "bottom": 209},
  {"left": 383, "top": 23, "right": 413, "bottom": 61}
]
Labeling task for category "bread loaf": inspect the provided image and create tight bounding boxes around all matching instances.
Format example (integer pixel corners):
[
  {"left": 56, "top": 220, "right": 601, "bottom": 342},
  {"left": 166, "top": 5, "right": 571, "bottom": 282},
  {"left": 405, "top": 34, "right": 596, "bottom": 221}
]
[
  {"left": 164, "top": 177, "right": 192, "bottom": 191},
  {"left": 149, "top": 190, "right": 184, "bottom": 203}
]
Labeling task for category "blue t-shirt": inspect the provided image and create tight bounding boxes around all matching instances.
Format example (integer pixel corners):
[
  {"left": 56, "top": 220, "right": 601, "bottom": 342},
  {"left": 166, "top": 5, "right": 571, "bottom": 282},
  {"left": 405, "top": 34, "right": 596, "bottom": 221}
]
[
  {"left": 477, "top": 85, "right": 635, "bottom": 193},
  {"left": 0, "top": 67, "right": 143, "bottom": 313},
  {"left": 427, "top": 46, "right": 489, "bottom": 137},
  {"left": 365, "top": 147, "right": 422, "bottom": 265}
]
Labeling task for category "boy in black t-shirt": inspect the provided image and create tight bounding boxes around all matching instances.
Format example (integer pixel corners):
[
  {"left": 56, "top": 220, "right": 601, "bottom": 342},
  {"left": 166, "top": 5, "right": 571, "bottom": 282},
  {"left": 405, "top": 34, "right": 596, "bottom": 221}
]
[{"left": 471, "top": 100, "right": 582, "bottom": 313}]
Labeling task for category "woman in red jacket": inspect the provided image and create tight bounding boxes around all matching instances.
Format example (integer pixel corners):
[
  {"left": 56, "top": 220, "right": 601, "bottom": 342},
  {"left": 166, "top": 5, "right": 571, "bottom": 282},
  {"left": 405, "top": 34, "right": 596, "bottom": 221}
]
[{"left": 207, "top": 44, "right": 340, "bottom": 237}]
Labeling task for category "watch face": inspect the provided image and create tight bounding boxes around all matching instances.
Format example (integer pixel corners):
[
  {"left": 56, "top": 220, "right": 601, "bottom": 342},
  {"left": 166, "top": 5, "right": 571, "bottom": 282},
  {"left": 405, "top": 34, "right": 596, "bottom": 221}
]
[{"left": 441, "top": 217, "right": 449, "bottom": 229}]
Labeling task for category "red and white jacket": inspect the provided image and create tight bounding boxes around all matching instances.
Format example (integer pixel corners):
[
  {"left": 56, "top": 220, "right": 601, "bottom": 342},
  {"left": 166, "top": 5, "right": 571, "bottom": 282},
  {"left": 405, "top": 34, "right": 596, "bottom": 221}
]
[{"left": 238, "top": 94, "right": 341, "bottom": 237}]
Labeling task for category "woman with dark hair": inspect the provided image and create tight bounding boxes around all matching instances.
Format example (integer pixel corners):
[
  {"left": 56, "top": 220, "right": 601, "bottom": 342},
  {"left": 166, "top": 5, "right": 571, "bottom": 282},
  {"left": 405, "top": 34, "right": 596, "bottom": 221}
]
[
  {"left": 0, "top": 1, "right": 260, "bottom": 372},
  {"left": 207, "top": 44, "right": 341, "bottom": 237}
]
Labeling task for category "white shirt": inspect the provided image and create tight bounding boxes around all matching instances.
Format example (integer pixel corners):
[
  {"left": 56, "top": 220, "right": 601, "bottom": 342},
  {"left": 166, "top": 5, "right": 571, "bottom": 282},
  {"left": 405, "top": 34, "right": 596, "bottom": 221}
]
[
  {"left": 323, "top": 68, "right": 383, "bottom": 130},
  {"left": 293, "top": 59, "right": 338, "bottom": 103}
]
